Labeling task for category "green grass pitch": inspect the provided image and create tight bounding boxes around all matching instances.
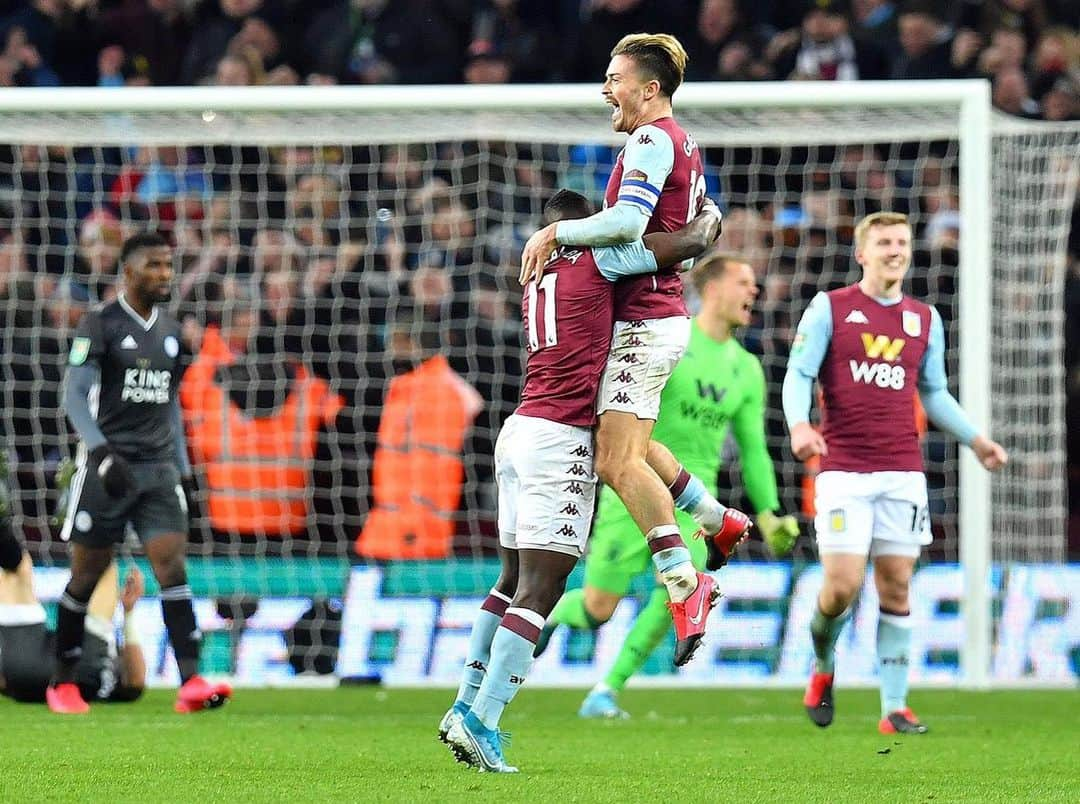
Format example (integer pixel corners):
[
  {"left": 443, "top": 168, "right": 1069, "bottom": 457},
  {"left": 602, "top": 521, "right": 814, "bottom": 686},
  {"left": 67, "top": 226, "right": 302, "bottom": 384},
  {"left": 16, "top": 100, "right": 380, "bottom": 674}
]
[{"left": 2, "top": 688, "right": 1075, "bottom": 802}]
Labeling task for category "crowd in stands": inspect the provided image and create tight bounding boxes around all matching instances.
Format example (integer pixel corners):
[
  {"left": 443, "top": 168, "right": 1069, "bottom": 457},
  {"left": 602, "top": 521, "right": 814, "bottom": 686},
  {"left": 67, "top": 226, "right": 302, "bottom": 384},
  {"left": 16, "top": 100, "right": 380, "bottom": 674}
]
[
  {"left": 0, "top": 1, "right": 1075, "bottom": 119},
  {"left": 0, "top": 0, "right": 1077, "bottom": 559}
]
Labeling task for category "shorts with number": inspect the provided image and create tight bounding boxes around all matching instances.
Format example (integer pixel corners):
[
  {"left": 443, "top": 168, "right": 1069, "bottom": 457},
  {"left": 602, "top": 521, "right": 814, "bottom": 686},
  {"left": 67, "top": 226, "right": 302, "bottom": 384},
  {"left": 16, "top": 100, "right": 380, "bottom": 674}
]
[
  {"left": 496, "top": 414, "right": 596, "bottom": 557},
  {"left": 61, "top": 457, "right": 187, "bottom": 548},
  {"left": 813, "top": 470, "right": 930, "bottom": 559},
  {"left": 598, "top": 316, "right": 691, "bottom": 420}
]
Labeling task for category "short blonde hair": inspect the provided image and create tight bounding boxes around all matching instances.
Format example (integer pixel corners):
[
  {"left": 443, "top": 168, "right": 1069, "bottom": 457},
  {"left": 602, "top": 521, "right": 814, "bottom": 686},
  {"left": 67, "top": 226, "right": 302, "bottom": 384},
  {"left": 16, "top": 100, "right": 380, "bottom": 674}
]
[
  {"left": 690, "top": 251, "right": 747, "bottom": 296},
  {"left": 853, "top": 212, "right": 911, "bottom": 249},
  {"left": 611, "top": 33, "right": 688, "bottom": 97}
]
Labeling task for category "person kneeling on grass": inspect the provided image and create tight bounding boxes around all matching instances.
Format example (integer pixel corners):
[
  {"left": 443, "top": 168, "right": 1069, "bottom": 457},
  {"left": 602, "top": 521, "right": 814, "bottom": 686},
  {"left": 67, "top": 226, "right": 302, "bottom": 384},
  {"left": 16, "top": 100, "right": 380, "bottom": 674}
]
[{"left": 0, "top": 529, "right": 146, "bottom": 706}]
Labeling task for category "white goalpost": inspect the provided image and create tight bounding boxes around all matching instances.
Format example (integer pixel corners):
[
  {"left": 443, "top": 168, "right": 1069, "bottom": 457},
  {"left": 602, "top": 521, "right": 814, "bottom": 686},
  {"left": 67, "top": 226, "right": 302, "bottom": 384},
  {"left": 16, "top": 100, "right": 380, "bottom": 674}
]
[{"left": 0, "top": 82, "right": 1073, "bottom": 689}]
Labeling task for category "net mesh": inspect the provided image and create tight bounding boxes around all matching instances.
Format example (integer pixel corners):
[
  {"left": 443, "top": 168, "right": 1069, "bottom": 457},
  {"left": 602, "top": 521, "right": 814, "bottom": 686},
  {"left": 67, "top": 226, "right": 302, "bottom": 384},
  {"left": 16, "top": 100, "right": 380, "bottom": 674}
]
[{"left": 0, "top": 96, "right": 1073, "bottom": 684}]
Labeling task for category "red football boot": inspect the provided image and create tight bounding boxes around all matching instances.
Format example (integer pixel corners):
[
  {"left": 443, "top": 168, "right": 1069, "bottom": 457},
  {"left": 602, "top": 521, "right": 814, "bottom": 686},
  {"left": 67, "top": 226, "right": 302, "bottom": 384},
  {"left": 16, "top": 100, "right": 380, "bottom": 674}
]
[
  {"left": 174, "top": 675, "right": 233, "bottom": 713},
  {"left": 46, "top": 683, "right": 89, "bottom": 715},
  {"left": 879, "top": 707, "right": 928, "bottom": 734},
  {"left": 803, "top": 671, "right": 835, "bottom": 727},
  {"left": 667, "top": 572, "right": 720, "bottom": 666},
  {"left": 697, "top": 508, "right": 752, "bottom": 570}
]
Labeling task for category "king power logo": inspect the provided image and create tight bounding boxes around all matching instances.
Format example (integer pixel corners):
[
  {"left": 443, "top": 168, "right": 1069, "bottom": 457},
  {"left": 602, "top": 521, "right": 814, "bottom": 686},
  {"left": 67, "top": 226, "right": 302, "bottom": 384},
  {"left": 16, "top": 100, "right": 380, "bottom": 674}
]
[{"left": 121, "top": 367, "right": 172, "bottom": 403}]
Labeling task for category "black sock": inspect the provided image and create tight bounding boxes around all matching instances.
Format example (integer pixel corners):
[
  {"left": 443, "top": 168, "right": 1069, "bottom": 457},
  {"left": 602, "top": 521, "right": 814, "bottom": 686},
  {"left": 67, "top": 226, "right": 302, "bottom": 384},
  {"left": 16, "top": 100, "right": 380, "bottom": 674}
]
[
  {"left": 53, "top": 587, "right": 91, "bottom": 684},
  {"left": 161, "top": 584, "right": 201, "bottom": 683}
]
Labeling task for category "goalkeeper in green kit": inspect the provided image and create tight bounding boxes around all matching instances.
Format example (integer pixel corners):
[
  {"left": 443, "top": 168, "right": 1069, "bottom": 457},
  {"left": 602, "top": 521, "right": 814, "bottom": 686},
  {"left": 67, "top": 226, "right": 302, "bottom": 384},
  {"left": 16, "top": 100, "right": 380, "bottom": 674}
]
[{"left": 535, "top": 252, "right": 800, "bottom": 718}]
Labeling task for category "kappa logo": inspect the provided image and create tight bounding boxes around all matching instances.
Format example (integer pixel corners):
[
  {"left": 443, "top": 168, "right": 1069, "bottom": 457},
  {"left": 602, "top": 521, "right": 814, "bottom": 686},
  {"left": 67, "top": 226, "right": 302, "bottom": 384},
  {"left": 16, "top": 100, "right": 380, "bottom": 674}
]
[
  {"left": 467, "top": 660, "right": 486, "bottom": 672},
  {"left": 559, "top": 503, "right": 580, "bottom": 516},
  {"left": 628, "top": 320, "right": 647, "bottom": 329},
  {"left": 566, "top": 463, "right": 589, "bottom": 477},
  {"left": 844, "top": 309, "right": 869, "bottom": 325},
  {"left": 683, "top": 132, "right": 698, "bottom": 157},
  {"left": 562, "top": 481, "right": 585, "bottom": 495},
  {"left": 120, "top": 334, "right": 138, "bottom": 350},
  {"left": 610, "top": 392, "right": 633, "bottom": 404},
  {"left": 569, "top": 445, "right": 590, "bottom": 457},
  {"left": 613, "top": 370, "right": 635, "bottom": 384},
  {"left": 617, "top": 354, "right": 639, "bottom": 364},
  {"left": 556, "top": 524, "right": 577, "bottom": 538},
  {"left": 625, "top": 335, "right": 645, "bottom": 347},
  {"left": 637, "top": 133, "right": 653, "bottom": 146}
]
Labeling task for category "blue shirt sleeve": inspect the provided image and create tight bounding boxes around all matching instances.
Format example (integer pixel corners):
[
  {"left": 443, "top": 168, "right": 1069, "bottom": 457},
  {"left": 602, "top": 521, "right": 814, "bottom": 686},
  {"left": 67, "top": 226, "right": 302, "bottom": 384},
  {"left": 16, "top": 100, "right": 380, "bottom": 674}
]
[
  {"left": 918, "top": 306, "right": 979, "bottom": 445},
  {"left": 554, "top": 125, "right": 675, "bottom": 248},
  {"left": 592, "top": 241, "right": 658, "bottom": 281},
  {"left": 782, "top": 292, "right": 832, "bottom": 429},
  {"left": 787, "top": 292, "right": 832, "bottom": 378},
  {"left": 917, "top": 306, "right": 948, "bottom": 392},
  {"left": 613, "top": 124, "right": 675, "bottom": 216}
]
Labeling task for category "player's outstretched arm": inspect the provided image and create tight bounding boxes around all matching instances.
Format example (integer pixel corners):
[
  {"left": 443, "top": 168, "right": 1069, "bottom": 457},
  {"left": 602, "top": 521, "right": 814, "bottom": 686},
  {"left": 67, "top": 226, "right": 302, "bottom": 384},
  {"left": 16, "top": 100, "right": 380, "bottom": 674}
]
[
  {"left": 918, "top": 308, "right": 1008, "bottom": 471},
  {"left": 116, "top": 565, "right": 147, "bottom": 698},
  {"left": 521, "top": 123, "right": 675, "bottom": 283}
]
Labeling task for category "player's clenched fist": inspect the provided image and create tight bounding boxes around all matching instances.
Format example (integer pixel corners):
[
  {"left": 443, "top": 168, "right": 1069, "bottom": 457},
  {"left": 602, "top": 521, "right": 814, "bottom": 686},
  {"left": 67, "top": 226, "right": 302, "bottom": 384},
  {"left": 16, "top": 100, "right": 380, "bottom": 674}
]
[
  {"left": 789, "top": 421, "right": 828, "bottom": 461},
  {"left": 971, "top": 435, "right": 1008, "bottom": 471}
]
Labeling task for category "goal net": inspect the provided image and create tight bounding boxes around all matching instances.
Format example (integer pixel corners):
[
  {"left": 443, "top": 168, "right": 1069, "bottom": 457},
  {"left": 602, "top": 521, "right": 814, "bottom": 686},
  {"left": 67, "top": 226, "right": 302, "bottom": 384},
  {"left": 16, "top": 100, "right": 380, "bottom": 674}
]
[{"left": 0, "top": 84, "right": 1074, "bottom": 688}]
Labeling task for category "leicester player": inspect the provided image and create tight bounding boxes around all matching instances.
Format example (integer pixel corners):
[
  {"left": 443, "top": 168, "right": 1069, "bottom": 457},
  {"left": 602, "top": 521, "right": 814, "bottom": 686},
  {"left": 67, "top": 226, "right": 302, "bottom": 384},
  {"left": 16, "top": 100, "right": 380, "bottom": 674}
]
[
  {"left": 540, "top": 252, "right": 800, "bottom": 718},
  {"left": 52, "top": 232, "right": 231, "bottom": 715},
  {"left": 784, "top": 212, "right": 1007, "bottom": 734},
  {"left": 444, "top": 190, "right": 720, "bottom": 772},
  {"left": 521, "top": 33, "right": 749, "bottom": 666}
]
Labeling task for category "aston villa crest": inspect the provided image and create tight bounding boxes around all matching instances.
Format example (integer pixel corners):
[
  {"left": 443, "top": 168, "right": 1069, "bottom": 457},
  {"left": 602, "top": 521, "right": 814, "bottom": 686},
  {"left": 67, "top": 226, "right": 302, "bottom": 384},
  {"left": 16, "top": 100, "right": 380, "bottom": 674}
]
[{"left": 902, "top": 310, "right": 921, "bottom": 337}]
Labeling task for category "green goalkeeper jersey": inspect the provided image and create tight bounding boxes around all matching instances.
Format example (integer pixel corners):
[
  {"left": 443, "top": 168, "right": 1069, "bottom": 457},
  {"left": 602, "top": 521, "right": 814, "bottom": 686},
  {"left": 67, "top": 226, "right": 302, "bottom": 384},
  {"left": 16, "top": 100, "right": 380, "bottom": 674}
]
[{"left": 597, "top": 318, "right": 780, "bottom": 519}]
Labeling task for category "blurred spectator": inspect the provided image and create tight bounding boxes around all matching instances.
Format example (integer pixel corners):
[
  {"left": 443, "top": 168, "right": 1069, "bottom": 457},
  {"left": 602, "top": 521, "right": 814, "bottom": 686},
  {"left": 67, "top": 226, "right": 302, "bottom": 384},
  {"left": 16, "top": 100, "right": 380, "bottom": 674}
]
[
  {"left": 72, "top": 208, "right": 124, "bottom": 301},
  {"left": 1041, "top": 75, "right": 1080, "bottom": 120},
  {"left": 303, "top": 0, "right": 467, "bottom": 84},
  {"left": 973, "top": 0, "right": 1048, "bottom": 50},
  {"left": 975, "top": 26, "right": 1028, "bottom": 75},
  {"left": 891, "top": 0, "right": 958, "bottom": 79},
  {"left": 683, "top": 0, "right": 772, "bottom": 81},
  {"left": 1028, "top": 26, "right": 1079, "bottom": 99},
  {"left": 770, "top": 0, "right": 890, "bottom": 81},
  {"left": 571, "top": 0, "right": 669, "bottom": 82},
  {"left": 213, "top": 48, "right": 263, "bottom": 85},
  {"left": 355, "top": 318, "right": 482, "bottom": 559},
  {"left": 181, "top": 0, "right": 282, "bottom": 84},
  {"left": 853, "top": 0, "right": 900, "bottom": 56},
  {"left": 993, "top": 66, "right": 1042, "bottom": 115},
  {"left": 464, "top": 39, "right": 512, "bottom": 84},
  {"left": 0, "top": 23, "right": 58, "bottom": 85},
  {"left": 468, "top": 0, "right": 556, "bottom": 83},
  {"left": 97, "top": 0, "right": 193, "bottom": 87}
]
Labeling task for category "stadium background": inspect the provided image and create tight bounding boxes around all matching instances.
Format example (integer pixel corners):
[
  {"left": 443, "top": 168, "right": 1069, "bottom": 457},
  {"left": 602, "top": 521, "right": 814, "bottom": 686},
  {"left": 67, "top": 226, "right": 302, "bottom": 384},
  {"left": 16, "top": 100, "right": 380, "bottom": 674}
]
[{"left": 0, "top": 0, "right": 1078, "bottom": 688}]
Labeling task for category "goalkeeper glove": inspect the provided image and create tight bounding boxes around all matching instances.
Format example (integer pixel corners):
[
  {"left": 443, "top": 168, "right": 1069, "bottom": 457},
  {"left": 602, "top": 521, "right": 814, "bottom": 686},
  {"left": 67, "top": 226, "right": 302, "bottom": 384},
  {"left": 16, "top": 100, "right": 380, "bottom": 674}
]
[
  {"left": 756, "top": 510, "right": 799, "bottom": 558},
  {"left": 50, "top": 457, "right": 77, "bottom": 530},
  {"left": 90, "top": 444, "right": 135, "bottom": 499}
]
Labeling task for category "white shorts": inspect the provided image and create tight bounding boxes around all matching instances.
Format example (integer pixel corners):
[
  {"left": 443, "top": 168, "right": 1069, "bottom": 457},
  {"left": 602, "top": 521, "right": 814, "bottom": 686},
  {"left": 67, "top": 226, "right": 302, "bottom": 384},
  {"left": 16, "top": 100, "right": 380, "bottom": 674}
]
[
  {"left": 495, "top": 414, "right": 596, "bottom": 557},
  {"left": 814, "top": 471, "right": 930, "bottom": 559},
  {"left": 597, "top": 316, "right": 691, "bottom": 420}
]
